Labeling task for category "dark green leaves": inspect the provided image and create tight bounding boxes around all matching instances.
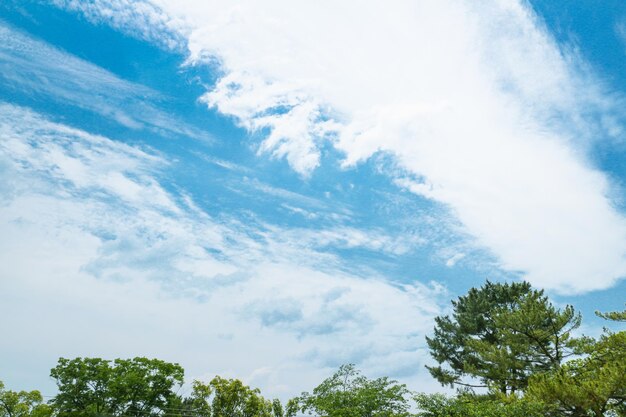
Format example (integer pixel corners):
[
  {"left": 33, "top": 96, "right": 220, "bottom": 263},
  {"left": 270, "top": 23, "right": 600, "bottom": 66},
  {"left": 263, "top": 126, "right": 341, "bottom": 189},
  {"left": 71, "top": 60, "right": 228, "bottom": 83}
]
[{"left": 426, "top": 281, "right": 580, "bottom": 394}]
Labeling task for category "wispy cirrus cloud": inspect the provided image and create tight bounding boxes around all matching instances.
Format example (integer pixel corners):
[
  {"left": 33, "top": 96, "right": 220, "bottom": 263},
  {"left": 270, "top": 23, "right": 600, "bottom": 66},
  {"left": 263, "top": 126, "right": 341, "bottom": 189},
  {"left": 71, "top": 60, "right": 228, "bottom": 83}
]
[
  {"left": 55, "top": 0, "right": 626, "bottom": 293},
  {"left": 615, "top": 19, "right": 626, "bottom": 58},
  {"left": 0, "top": 20, "right": 210, "bottom": 141}
]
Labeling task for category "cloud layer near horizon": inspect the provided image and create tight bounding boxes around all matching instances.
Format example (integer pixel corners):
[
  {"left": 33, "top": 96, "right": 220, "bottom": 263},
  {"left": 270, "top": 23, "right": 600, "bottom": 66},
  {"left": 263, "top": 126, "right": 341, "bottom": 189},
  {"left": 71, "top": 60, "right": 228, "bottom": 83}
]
[
  {"left": 54, "top": 0, "right": 626, "bottom": 293},
  {"left": 0, "top": 102, "right": 445, "bottom": 397}
]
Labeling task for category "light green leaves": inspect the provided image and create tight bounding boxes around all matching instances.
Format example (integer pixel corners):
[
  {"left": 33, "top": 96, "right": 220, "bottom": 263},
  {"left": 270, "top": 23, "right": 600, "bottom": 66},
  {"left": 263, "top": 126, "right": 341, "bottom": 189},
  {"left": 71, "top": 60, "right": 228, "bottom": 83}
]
[
  {"left": 0, "top": 381, "right": 52, "bottom": 417},
  {"left": 295, "top": 364, "right": 411, "bottom": 417}
]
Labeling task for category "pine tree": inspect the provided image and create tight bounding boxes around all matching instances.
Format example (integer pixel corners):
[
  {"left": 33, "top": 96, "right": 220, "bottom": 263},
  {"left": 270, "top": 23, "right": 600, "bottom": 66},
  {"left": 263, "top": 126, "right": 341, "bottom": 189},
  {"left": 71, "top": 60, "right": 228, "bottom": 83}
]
[{"left": 426, "top": 281, "right": 580, "bottom": 394}]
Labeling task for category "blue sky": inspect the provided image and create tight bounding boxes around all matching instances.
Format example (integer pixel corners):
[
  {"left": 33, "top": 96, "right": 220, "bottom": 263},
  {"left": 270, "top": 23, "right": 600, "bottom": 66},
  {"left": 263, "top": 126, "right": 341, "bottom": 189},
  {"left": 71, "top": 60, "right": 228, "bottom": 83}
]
[{"left": 1, "top": 0, "right": 625, "bottom": 399}]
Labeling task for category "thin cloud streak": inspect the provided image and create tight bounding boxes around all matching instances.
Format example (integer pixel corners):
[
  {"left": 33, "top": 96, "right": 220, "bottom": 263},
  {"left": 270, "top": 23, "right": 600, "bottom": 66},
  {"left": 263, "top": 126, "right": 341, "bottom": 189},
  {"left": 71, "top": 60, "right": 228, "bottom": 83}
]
[{"left": 0, "top": 20, "right": 210, "bottom": 142}]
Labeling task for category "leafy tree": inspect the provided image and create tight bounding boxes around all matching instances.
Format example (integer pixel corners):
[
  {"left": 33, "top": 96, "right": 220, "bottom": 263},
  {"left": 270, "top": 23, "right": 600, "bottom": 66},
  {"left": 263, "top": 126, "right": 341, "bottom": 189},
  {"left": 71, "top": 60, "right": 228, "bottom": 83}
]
[
  {"left": 209, "top": 377, "right": 272, "bottom": 417},
  {"left": 414, "top": 393, "right": 549, "bottom": 417},
  {"left": 180, "top": 380, "right": 213, "bottom": 417},
  {"left": 426, "top": 281, "right": 580, "bottom": 394},
  {"left": 186, "top": 377, "right": 279, "bottom": 417},
  {"left": 49, "top": 357, "right": 112, "bottom": 417},
  {"left": 526, "top": 309, "right": 626, "bottom": 417},
  {"left": 285, "top": 398, "right": 300, "bottom": 417},
  {"left": 271, "top": 399, "right": 284, "bottom": 417},
  {"left": 107, "top": 357, "right": 184, "bottom": 416},
  {"left": 295, "top": 364, "right": 411, "bottom": 417},
  {"left": 0, "top": 381, "right": 52, "bottom": 417},
  {"left": 50, "top": 357, "right": 184, "bottom": 417}
]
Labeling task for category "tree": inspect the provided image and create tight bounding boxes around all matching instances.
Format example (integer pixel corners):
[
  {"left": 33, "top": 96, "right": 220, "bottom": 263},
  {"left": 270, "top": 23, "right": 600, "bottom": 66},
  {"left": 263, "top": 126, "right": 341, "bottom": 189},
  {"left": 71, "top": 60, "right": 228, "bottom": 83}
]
[
  {"left": 208, "top": 376, "right": 274, "bottom": 417},
  {"left": 426, "top": 281, "right": 580, "bottom": 394},
  {"left": 295, "top": 364, "right": 411, "bottom": 417},
  {"left": 183, "top": 377, "right": 282, "bottom": 417},
  {"left": 50, "top": 357, "right": 184, "bottom": 417},
  {"left": 180, "top": 380, "right": 213, "bottom": 417},
  {"left": 526, "top": 308, "right": 626, "bottom": 417},
  {"left": 107, "top": 357, "right": 184, "bottom": 416},
  {"left": 0, "top": 381, "right": 52, "bottom": 417},
  {"left": 49, "top": 357, "right": 112, "bottom": 417},
  {"left": 414, "top": 393, "right": 549, "bottom": 417}
]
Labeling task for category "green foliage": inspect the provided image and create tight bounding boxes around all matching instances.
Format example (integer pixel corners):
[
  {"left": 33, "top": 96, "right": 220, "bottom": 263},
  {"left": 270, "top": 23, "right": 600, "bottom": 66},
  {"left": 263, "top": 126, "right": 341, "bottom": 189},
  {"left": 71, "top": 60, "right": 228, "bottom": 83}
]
[
  {"left": 48, "top": 356, "right": 284, "bottom": 417},
  {"left": 285, "top": 398, "right": 299, "bottom": 417},
  {"left": 295, "top": 364, "right": 411, "bottom": 417},
  {"left": 179, "top": 376, "right": 283, "bottom": 417},
  {"left": 426, "top": 281, "right": 580, "bottom": 394},
  {"left": 596, "top": 305, "right": 626, "bottom": 322},
  {"left": 0, "top": 381, "right": 52, "bottom": 417},
  {"left": 49, "top": 357, "right": 184, "bottom": 417},
  {"left": 526, "top": 327, "right": 626, "bottom": 416},
  {"left": 180, "top": 380, "right": 213, "bottom": 417},
  {"left": 207, "top": 376, "right": 276, "bottom": 417},
  {"left": 414, "top": 393, "right": 549, "bottom": 417}
]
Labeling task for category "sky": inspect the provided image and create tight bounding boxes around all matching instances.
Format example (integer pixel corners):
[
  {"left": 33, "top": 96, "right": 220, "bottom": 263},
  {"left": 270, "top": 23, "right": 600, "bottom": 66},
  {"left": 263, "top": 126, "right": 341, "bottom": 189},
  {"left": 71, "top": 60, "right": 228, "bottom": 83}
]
[{"left": 1, "top": 0, "right": 625, "bottom": 400}]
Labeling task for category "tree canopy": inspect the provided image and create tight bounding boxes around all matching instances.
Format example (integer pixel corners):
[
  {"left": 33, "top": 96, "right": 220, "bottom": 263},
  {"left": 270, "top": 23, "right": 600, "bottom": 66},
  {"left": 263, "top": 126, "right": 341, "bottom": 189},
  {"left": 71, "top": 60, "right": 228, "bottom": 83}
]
[
  {"left": 295, "top": 364, "right": 411, "bottom": 417},
  {"left": 47, "top": 358, "right": 283, "bottom": 417},
  {"left": 414, "top": 393, "right": 549, "bottom": 417},
  {"left": 49, "top": 357, "right": 184, "bottom": 417},
  {"left": 201, "top": 376, "right": 279, "bottom": 417},
  {"left": 426, "top": 280, "right": 580, "bottom": 394},
  {"left": 526, "top": 310, "right": 626, "bottom": 417},
  {"left": 0, "top": 381, "right": 52, "bottom": 417}
]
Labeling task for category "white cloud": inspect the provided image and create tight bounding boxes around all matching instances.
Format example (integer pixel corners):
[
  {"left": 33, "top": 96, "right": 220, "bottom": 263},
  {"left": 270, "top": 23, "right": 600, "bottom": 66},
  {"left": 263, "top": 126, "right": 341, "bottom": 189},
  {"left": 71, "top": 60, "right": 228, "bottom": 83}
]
[
  {"left": 63, "top": 0, "right": 626, "bottom": 293},
  {"left": 445, "top": 253, "right": 466, "bottom": 268},
  {"left": 0, "top": 102, "right": 444, "bottom": 397},
  {"left": 51, "top": 0, "right": 186, "bottom": 50},
  {"left": 202, "top": 72, "right": 339, "bottom": 174}
]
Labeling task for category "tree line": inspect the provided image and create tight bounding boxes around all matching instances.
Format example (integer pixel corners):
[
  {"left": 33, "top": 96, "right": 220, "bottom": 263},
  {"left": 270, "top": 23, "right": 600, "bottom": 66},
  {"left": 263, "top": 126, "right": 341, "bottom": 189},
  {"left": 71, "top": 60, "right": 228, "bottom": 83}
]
[{"left": 2, "top": 281, "right": 624, "bottom": 417}]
